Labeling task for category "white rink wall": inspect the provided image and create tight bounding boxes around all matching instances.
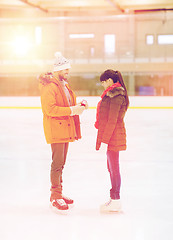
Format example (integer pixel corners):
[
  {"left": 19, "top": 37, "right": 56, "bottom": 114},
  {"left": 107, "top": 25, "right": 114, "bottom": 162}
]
[{"left": 0, "top": 96, "right": 173, "bottom": 108}]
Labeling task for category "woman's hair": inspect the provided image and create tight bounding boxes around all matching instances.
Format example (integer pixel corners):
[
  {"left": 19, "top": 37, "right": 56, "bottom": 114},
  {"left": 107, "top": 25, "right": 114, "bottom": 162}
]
[{"left": 100, "top": 69, "right": 129, "bottom": 109}]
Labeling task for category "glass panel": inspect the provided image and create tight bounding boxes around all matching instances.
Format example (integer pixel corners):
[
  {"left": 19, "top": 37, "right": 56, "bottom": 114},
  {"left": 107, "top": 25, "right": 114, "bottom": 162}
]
[
  {"left": 104, "top": 34, "right": 115, "bottom": 54},
  {"left": 158, "top": 35, "right": 173, "bottom": 45},
  {"left": 146, "top": 35, "right": 154, "bottom": 45},
  {"left": 35, "top": 26, "right": 42, "bottom": 45},
  {"left": 69, "top": 34, "right": 94, "bottom": 39}
]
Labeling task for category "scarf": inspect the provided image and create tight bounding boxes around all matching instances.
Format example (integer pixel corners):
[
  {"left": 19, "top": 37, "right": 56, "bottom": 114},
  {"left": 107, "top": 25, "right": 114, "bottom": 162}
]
[{"left": 94, "top": 82, "right": 121, "bottom": 129}]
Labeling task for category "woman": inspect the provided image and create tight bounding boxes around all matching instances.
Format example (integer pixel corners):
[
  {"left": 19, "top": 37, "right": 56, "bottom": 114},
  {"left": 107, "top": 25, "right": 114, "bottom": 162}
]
[{"left": 95, "top": 69, "right": 129, "bottom": 213}]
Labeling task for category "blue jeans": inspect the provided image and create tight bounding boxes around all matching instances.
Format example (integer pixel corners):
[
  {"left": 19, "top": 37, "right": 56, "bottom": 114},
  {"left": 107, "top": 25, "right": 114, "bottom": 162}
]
[{"left": 107, "top": 150, "right": 121, "bottom": 200}]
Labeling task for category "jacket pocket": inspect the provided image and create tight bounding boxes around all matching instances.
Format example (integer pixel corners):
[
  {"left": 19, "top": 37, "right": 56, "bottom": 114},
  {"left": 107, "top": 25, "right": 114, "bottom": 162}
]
[{"left": 51, "top": 119, "right": 70, "bottom": 140}]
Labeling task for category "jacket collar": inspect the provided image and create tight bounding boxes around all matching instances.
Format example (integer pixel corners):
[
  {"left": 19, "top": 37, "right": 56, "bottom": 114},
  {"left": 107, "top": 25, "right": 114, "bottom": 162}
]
[
  {"left": 39, "top": 72, "right": 66, "bottom": 86},
  {"left": 106, "top": 86, "right": 125, "bottom": 98},
  {"left": 101, "top": 82, "right": 124, "bottom": 99}
]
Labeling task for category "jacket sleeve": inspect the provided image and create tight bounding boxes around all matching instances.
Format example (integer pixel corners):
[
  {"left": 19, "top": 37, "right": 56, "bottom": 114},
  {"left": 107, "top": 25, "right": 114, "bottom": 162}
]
[
  {"left": 41, "top": 85, "right": 71, "bottom": 117},
  {"left": 101, "top": 96, "right": 123, "bottom": 144}
]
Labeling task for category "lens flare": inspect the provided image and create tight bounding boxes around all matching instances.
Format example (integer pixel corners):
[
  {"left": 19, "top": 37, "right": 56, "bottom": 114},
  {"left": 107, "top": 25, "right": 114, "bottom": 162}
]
[{"left": 13, "top": 36, "right": 31, "bottom": 56}]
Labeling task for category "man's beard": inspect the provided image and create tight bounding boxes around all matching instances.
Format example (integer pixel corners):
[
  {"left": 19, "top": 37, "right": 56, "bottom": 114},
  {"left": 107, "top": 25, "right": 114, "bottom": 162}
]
[{"left": 59, "top": 74, "right": 68, "bottom": 82}]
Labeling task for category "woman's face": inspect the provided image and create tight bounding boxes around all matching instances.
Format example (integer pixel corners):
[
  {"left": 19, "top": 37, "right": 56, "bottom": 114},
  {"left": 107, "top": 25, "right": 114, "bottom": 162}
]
[{"left": 101, "top": 78, "right": 114, "bottom": 90}]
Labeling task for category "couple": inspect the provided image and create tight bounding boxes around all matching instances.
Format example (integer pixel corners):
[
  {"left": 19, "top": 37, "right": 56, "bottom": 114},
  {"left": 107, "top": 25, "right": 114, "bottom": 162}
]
[{"left": 39, "top": 52, "right": 129, "bottom": 213}]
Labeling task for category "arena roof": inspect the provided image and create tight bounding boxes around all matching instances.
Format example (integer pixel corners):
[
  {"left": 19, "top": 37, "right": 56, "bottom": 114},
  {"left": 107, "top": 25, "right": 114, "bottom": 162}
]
[{"left": 0, "top": 0, "right": 172, "bottom": 15}]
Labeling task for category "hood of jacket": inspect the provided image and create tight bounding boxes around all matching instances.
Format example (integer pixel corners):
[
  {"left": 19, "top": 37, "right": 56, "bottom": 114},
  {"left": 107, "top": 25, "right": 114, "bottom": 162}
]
[
  {"left": 38, "top": 72, "right": 63, "bottom": 93},
  {"left": 39, "top": 72, "right": 59, "bottom": 86}
]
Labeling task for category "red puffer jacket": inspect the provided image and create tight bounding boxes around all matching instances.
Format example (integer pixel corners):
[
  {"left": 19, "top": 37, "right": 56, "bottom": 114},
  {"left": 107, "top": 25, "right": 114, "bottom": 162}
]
[{"left": 96, "top": 86, "right": 127, "bottom": 152}]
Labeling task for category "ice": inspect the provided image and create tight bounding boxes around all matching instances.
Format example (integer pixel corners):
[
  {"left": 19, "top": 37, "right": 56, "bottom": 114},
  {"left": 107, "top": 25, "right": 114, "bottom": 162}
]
[{"left": 0, "top": 97, "right": 173, "bottom": 240}]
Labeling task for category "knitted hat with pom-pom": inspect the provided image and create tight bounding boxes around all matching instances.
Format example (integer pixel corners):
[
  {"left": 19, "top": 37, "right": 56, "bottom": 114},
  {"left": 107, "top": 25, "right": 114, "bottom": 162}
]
[{"left": 53, "top": 52, "right": 71, "bottom": 72}]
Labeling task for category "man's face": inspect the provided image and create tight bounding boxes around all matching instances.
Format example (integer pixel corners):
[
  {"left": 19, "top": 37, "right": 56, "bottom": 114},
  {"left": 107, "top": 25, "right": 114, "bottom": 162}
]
[{"left": 54, "top": 69, "right": 70, "bottom": 81}]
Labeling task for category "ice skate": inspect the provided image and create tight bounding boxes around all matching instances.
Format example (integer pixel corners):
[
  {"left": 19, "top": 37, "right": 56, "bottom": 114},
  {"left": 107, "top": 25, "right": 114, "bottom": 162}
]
[
  {"left": 100, "top": 199, "right": 121, "bottom": 213},
  {"left": 50, "top": 199, "right": 69, "bottom": 214},
  {"left": 62, "top": 195, "right": 74, "bottom": 204}
]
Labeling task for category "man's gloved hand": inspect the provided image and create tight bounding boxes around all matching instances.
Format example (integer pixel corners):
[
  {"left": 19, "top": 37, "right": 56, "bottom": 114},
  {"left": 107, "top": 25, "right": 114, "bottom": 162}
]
[{"left": 70, "top": 105, "right": 85, "bottom": 116}]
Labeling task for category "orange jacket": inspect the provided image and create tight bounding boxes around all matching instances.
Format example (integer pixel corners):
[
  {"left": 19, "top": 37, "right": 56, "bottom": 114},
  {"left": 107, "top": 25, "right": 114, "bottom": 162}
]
[{"left": 39, "top": 72, "right": 81, "bottom": 144}]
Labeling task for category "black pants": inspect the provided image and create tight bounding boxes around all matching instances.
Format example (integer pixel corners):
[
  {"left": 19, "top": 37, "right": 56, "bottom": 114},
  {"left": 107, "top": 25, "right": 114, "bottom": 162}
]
[{"left": 50, "top": 143, "right": 69, "bottom": 201}]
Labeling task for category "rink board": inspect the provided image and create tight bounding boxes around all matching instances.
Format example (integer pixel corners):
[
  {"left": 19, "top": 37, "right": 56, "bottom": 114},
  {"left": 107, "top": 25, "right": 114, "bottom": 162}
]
[{"left": 0, "top": 96, "right": 173, "bottom": 109}]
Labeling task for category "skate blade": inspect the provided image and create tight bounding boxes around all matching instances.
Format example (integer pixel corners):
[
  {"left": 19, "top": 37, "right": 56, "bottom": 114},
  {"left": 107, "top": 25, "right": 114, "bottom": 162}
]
[
  {"left": 100, "top": 209, "right": 123, "bottom": 214},
  {"left": 49, "top": 203, "right": 70, "bottom": 215}
]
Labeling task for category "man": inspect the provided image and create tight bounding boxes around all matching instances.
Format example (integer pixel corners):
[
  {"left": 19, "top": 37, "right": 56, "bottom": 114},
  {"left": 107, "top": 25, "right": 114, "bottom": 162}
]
[{"left": 39, "top": 52, "right": 87, "bottom": 211}]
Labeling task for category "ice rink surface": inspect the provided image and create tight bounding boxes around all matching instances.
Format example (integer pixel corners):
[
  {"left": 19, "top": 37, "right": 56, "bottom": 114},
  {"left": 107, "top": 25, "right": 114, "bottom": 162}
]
[{"left": 0, "top": 96, "right": 173, "bottom": 240}]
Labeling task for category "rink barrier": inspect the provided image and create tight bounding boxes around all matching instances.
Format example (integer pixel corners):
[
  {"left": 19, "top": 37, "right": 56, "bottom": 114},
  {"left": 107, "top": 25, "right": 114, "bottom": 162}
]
[
  {"left": 0, "top": 96, "right": 173, "bottom": 109},
  {"left": 0, "top": 106, "right": 173, "bottom": 109}
]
